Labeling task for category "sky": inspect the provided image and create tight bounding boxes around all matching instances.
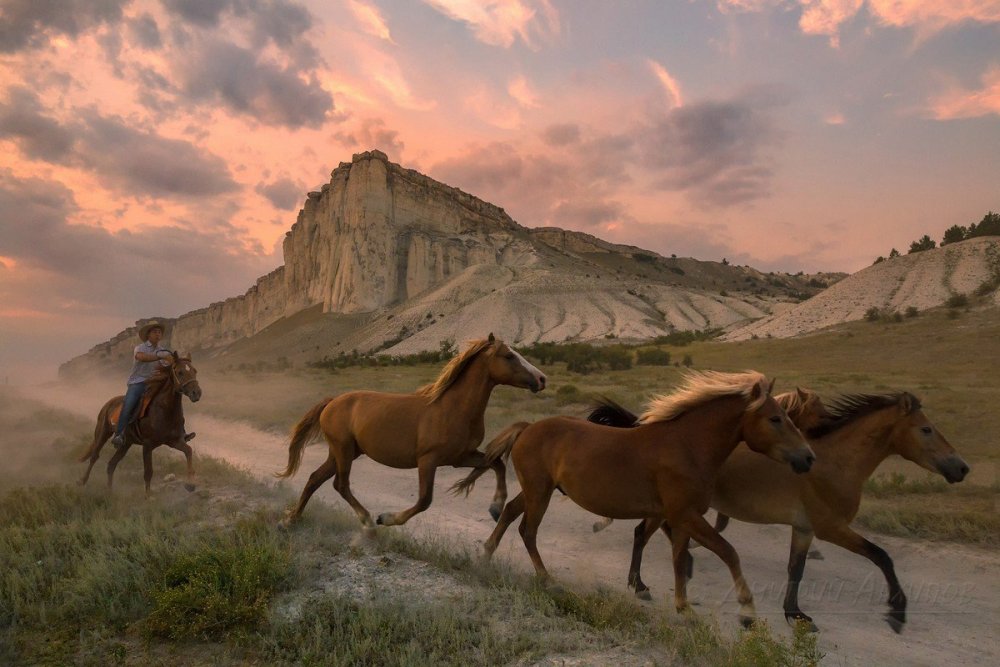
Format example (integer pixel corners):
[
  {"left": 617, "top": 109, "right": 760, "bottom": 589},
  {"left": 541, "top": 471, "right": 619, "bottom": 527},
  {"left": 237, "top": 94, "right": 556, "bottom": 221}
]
[{"left": 1, "top": 0, "right": 999, "bottom": 383}]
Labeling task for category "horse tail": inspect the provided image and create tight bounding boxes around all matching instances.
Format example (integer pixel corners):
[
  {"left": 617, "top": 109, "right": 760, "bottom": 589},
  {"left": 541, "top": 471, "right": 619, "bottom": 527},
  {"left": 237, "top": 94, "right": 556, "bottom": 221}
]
[
  {"left": 79, "top": 399, "right": 115, "bottom": 462},
  {"left": 586, "top": 396, "right": 640, "bottom": 428},
  {"left": 450, "top": 422, "right": 530, "bottom": 497},
  {"left": 275, "top": 398, "right": 332, "bottom": 479}
]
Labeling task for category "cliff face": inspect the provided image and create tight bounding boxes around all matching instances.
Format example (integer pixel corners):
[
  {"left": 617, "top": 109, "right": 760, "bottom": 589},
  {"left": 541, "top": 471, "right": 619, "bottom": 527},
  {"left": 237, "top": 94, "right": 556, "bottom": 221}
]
[{"left": 60, "top": 150, "right": 833, "bottom": 378}]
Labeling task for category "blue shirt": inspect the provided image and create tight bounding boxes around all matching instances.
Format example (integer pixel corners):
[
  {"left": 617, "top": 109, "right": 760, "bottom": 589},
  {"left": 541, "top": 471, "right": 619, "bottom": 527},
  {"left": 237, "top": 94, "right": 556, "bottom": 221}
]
[{"left": 127, "top": 341, "right": 169, "bottom": 385}]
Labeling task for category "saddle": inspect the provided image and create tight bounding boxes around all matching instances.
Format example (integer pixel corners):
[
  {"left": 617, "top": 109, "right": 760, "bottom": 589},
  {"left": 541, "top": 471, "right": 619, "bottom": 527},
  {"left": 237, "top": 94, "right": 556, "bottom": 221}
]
[{"left": 109, "top": 369, "right": 172, "bottom": 429}]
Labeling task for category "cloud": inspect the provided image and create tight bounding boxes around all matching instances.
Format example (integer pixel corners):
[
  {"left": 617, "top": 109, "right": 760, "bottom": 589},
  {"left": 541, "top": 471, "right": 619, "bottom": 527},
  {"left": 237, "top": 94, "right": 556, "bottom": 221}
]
[
  {"left": 174, "top": 36, "right": 334, "bottom": 128},
  {"left": 0, "top": 0, "right": 127, "bottom": 53},
  {"left": 508, "top": 75, "right": 540, "bottom": 108},
  {"left": 541, "top": 123, "right": 581, "bottom": 147},
  {"left": 255, "top": 177, "right": 303, "bottom": 210},
  {"left": 717, "top": 0, "right": 1000, "bottom": 45},
  {"left": 549, "top": 199, "right": 629, "bottom": 229},
  {"left": 161, "top": 0, "right": 232, "bottom": 28},
  {"left": 0, "top": 170, "right": 277, "bottom": 322},
  {"left": 348, "top": 0, "right": 396, "bottom": 42},
  {"left": 635, "top": 89, "right": 786, "bottom": 206},
  {"left": 928, "top": 65, "right": 1000, "bottom": 119},
  {"left": 0, "top": 87, "right": 239, "bottom": 198},
  {"left": 334, "top": 117, "right": 406, "bottom": 157},
  {"left": 421, "top": 0, "right": 560, "bottom": 49},
  {"left": 126, "top": 13, "right": 163, "bottom": 50},
  {"left": 647, "top": 59, "right": 684, "bottom": 109}
]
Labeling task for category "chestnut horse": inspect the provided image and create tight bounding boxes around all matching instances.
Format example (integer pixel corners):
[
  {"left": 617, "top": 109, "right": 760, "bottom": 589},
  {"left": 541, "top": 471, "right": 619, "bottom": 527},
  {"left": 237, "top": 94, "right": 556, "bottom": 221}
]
[
  {"left": 594, "top": 391, "right": 969, "bottom": 633},
  {"left": 79, "top": 353, "right": 202, "bottom": 494},
  {"left": 276, "top": 334, "right": 546, "bottom": 529},
  {"left": 587, "top": 388, "right": 833, "bottom": 533},
  {"left": 456, "top": 371, "right": 815, "bottom": 627}
]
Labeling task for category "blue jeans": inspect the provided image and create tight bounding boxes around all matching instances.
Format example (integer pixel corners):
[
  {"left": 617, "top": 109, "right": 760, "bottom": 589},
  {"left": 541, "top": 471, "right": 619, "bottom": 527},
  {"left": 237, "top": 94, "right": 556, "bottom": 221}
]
[{"left": 116, "top": 381, "right": 146, "bottom": 436}]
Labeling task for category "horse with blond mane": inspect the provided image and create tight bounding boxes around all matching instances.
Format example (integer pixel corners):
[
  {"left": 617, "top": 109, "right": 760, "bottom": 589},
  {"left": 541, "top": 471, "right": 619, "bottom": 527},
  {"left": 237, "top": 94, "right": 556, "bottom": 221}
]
[
  {"left": 276, "top": 334, "right": 545, "bottom": 529},
  {"left": 455, "top": 371, "right": 814, "bottom": 627}
]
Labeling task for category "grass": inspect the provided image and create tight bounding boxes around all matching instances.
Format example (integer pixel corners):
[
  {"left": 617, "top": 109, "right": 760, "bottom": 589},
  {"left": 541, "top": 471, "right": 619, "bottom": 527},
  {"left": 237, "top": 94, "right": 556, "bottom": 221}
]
[{"left": 0, "top": 390, "right": 823, "bottom": 666}]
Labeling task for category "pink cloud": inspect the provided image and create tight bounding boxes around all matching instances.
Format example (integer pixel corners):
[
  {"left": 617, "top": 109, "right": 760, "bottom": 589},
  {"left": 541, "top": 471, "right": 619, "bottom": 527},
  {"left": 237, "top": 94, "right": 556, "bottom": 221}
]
[
  {"left": 508, "top": 74, "right": 540, "bottom": 108},
  {"left": 421, "top": 0, "right": 560, "bottom": 49},
  {"left": 929, "top": 65, "right": 1000, "bottom": 119},
  {"left": 646, "top": 59, "right": 684, "bottom": 109},
  {"left": 348, "top": 0, "right": 396, "bottom": 43}
]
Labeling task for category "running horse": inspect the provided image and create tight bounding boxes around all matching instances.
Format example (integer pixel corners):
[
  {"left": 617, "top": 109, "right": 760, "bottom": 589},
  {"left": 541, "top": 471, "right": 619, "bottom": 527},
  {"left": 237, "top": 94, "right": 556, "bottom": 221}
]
[
  {"left": 454, "top": 371, "right": 815, "bottom": 628},
  {"left": 592, "top": 391, "right": 969, "bottom": 632},
  {"left": 79, "top": 352, "right": 202, "bottom": 493},
  {"left": 276, "top": 334, "right": 546, "bottom": 529}
]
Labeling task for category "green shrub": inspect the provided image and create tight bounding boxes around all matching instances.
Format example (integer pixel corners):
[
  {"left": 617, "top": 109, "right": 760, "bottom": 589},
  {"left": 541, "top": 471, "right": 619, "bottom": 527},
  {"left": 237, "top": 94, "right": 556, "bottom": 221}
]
[
  {"left": 636, "top": 349, "right": 671, "bottom": 366},
  {"left": 864, "top": 306, "right": 882, "bottom": 322},
  {"left": 945, "top": 294, "right": 969, "bottom": 308},
  {"left": 555, "top": 384, "right": 582, "bottom": 405},
  {"left": 905, "top": 306, "right": 919, "bottom": 318}
]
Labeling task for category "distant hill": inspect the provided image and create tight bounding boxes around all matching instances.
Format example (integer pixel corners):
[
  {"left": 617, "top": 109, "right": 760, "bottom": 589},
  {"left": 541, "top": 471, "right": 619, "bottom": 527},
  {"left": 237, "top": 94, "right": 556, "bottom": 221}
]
[
  {"left": 725, "top": 237, "right": 1000, "bottom": 341},
  {"left": 60, "top": 150, "right": 841, "bottom": 377}
]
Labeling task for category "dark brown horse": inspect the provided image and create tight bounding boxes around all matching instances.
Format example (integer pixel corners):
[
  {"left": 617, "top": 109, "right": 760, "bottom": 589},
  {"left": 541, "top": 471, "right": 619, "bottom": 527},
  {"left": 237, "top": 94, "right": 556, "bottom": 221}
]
[
  {"left": 79, "top": 353, "right": 202, "bottom": 494},
  {"left": 455, "top": 371, "right": 815, "bottom": 627},
  {"left": 276, "top": 334, "right": 546, "bottom": 529},
  {"left": 593, "top": 391, "right": 969, "bottom": 632}
]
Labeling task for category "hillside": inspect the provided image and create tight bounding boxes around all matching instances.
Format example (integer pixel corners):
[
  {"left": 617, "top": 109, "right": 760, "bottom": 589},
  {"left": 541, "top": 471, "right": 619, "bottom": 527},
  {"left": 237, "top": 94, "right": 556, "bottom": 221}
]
[
  {"left": 725, "top": 237, "right": 1000, "bottom": 340},
  {"left": 60, "top": 150, "right": 837, "bottom": 377}
]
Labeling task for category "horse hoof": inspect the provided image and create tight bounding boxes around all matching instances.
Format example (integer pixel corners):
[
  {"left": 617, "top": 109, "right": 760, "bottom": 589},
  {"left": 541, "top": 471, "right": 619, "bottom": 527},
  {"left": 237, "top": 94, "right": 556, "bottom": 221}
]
[
  {"left": 886, "top": 612, "right": 905, "bottom": 634},
  {"left": 488, "top": 504, "right": 502, "bottom": 522},
  {"left": 184, "top": 483, "right": 196, "bottom": 493},
  {"left": 739, "top": 616, "right": 757, "bottom": 630},
  {"left": 376, "top": 513, "right": 390, "bottom": 526},
  {"left": 635, "top": 588, "right": 652, "bottom": 602},
  {"left": 785, "top": 614, "right": 818, "bottom": 633}
]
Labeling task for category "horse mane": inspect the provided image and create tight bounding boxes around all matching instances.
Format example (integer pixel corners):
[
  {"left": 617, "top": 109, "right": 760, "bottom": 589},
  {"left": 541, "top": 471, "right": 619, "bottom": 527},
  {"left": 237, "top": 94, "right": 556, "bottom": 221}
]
[
  {"left": 806, "top": 392, "right": 919, "bottom": 438},
  {"left": 774, "top": 390, "right": 802, "bottom": 414},
  {"left": 416, "top": 339, "right": 492, "bottom": 403},
  {"left": 640, "top": 370, "right": 770, "bottom": 424}
]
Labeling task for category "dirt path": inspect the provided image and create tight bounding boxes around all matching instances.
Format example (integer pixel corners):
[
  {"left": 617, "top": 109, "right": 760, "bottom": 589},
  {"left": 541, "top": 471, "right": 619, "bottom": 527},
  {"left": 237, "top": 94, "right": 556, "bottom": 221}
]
[{"left": 28, "top": 385, "right": 999, "bottom": 666}]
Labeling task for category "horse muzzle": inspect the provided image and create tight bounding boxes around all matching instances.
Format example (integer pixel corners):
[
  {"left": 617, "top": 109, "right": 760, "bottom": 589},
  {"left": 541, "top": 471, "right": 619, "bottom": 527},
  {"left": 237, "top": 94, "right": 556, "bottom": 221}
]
[
  {"left": 787, "top": 449, "right": 816, "bottom": 474},
  {"left": 936, "top": 456, "right": 969, "bottom": 484},
  {"left": 185, "top": 386, "right": 203, "bottom": 403},
  {"left": 532, "top": 375, "right": 547, "bottom": 393}
]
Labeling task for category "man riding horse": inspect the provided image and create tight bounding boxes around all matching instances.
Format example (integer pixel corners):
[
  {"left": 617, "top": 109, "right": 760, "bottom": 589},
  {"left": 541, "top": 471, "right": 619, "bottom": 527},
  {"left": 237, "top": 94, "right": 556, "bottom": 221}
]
[{"left": 110, "top": 321, "right": 193, "bottom": 448}]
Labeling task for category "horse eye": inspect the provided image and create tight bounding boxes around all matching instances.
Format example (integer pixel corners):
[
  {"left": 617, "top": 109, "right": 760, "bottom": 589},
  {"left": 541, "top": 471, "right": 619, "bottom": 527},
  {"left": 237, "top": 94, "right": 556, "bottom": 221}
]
[
  {"left": 920, "top": 426, "right": 932, "bottom": 435},
  {"left": 769, "top": 415, "right": 782, "bottom": 424}
]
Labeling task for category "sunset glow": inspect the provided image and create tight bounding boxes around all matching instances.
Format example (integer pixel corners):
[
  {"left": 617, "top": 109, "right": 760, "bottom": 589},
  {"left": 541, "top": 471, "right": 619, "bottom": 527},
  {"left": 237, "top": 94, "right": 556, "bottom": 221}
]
[{"left": 1, "top": 0, "right": 998, "bottom": 381}]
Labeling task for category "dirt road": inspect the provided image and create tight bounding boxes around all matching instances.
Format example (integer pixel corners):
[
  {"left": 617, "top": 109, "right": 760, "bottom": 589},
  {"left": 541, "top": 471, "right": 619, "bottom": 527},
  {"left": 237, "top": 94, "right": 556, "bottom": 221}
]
[{"left": 28, "top": 385, "right": 999, "bottom": 666}]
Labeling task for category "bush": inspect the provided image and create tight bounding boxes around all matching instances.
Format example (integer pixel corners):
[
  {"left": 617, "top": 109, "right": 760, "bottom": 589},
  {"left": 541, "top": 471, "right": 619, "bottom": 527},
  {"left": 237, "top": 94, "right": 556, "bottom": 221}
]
[
  {"left": 905, "top": 306, "right": 919, "bottom": 318},
  {"left": 555, "top": 384, "right": 582, "bottom": 405},
  {"left": 636, "top": 348, "right": 671, "bottom": 366},
  {"left": 864, "top": 306, "right": 882, "bottom": 322},
  {"left": 974, "top": 278, "right": 999, "bottom": 296},
  {"left": 682, "top": 354, "right": 693, "bottom": 368},
  {"left": 945, "top": 294, "right": 969, "bottom": 308}
]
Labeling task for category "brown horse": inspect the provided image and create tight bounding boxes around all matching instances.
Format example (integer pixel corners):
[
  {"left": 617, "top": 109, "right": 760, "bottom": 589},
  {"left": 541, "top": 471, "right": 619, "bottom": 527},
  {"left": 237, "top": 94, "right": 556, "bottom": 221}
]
[
  {"left": 587, "top": 388, "right": 833, "bottom": 533},
  {"left": 596, "top": 391, "right": 969, "bottom": 633},
  {"left": 276, "top": 334, "right": 546, "bottom": 529},
  {"left": 79, "top": 353, "right": 202, "bottom": 494},
  {"left": 456, "top": 371, "right": 815, "bottom": 627}
]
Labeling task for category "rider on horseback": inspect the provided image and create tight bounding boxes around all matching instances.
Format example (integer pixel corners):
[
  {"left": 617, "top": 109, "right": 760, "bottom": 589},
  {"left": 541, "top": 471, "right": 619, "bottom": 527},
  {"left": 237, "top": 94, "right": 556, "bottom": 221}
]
[{"left": 111, "top": 321, "right": 192, "bottom": 448}]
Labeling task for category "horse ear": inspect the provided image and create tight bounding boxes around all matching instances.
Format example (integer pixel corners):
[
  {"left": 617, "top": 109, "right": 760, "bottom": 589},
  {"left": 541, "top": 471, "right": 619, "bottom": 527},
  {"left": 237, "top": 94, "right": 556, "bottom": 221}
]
[
  {"left": 900, "top": 392, "right": 919, "bottom": 414},
  {"left": 750, "top": 382, "right": 763, "bottom": 400},
  {"left": 488, "top": 332, "right": 495, "bottom": 344},
  {"left": 767, "top": 377, "right": 776, "bottom": 395},
  {"left": 797, "top": 387, "right": 808, "bottom": 401}
]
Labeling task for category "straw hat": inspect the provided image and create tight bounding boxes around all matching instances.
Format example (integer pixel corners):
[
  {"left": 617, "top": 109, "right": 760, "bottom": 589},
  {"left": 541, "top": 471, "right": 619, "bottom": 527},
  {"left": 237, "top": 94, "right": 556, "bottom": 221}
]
[{"left": 138, "top": 321, "right": 165, "bottom": 342}]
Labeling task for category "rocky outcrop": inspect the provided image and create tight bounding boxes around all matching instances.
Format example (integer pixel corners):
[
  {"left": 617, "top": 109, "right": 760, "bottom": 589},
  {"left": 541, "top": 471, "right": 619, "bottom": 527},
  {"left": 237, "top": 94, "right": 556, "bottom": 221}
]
[
  {"left": 60, "top": 150, "right": 835, "bottom": 377},
  {"left": 725, "top": 237, "right": 1000, "bottom": 341}
]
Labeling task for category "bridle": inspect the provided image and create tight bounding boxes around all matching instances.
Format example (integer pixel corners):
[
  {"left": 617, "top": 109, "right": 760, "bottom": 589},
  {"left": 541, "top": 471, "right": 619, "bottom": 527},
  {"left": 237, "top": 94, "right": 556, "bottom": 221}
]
[{"left": 170, "top": 361, "right": 198, "bottom": 393}]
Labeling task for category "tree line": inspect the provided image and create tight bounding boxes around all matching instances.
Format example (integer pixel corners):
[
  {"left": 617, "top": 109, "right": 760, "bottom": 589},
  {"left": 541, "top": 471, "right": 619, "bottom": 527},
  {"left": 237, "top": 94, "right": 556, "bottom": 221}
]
[{"left": 873, "top": 211, "right": 1000, "bottom": 264}]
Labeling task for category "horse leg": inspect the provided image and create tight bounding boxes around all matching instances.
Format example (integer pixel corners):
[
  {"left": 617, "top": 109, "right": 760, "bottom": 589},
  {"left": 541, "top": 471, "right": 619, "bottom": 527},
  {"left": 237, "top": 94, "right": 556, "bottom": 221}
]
[
  {"left": 105, "top": 442, "right": 130, "bottom": 491},
  {"left": 167, "top": 439, "right": 196, "bottom": 492},
  {"left": 517, "top": 483, "right": 555, "bottom": 580},
  {"left": 142, "top": 445, "right": 154, "bottom": 496},
  {"left": 784, "top": 527, "right": 819, "bottom": 631},
  {"left": 484, "top": 492, "right": 525, "bottom": 558},
  {"left": 282, "top": 455, "right": 338, "bottom": 527},
  {"left": 670, "top": 529, "right": 694, "bottom": 615},
  {"left": 449, "top": 451, "right": 507, "bottom": 522},
  {"left": 377, "top": 456, "right": 438, "bottom": 526},
  {"left": 663, "top": 522, "right": 695, "bottom": 581},
  {"left": 80, "top": 426, "right": 112, "bottom": 486},
  {"left": 628, "top": 518, "right": 662, "bottom": 600},
  {"left": 680, "top": 512, "right": 757, "bottom": 628},
  {"left": 815, "top": 523, "right": 907, "bottom": 632}
]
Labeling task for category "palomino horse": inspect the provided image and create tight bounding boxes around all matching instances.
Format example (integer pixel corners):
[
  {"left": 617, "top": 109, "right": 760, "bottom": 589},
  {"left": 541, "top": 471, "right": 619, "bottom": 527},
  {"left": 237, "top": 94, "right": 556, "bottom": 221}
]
[
  {"left": 276, "top": 334, "right": 546, "bottom": 529},
  {"left": 79, "top": 353, "right": 202, "bottom": 493},
  {"left": 587, "top": 388, "right": 833, "bottom": 534},
  {"left": 455, "top": 371, "right": 815, "bottom": 628},
  {"left": 595, "top": 391, "right": 969, "bottom": 633}
]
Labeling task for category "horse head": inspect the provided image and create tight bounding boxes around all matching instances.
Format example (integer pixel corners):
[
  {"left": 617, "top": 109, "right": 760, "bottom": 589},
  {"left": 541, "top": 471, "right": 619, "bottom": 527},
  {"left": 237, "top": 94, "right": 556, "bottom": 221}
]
[
  {"left": 168, "top": 352, "right": 202, "bottom": 403},
  {"left": 887, "top": 392, "right": 968, "bottom": 483},
  {"left": 484, "top": 333, "right": 546, "bottom": 393},
  {"left": 742, "top": 378, "right": 815, "bottom": 474}
]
